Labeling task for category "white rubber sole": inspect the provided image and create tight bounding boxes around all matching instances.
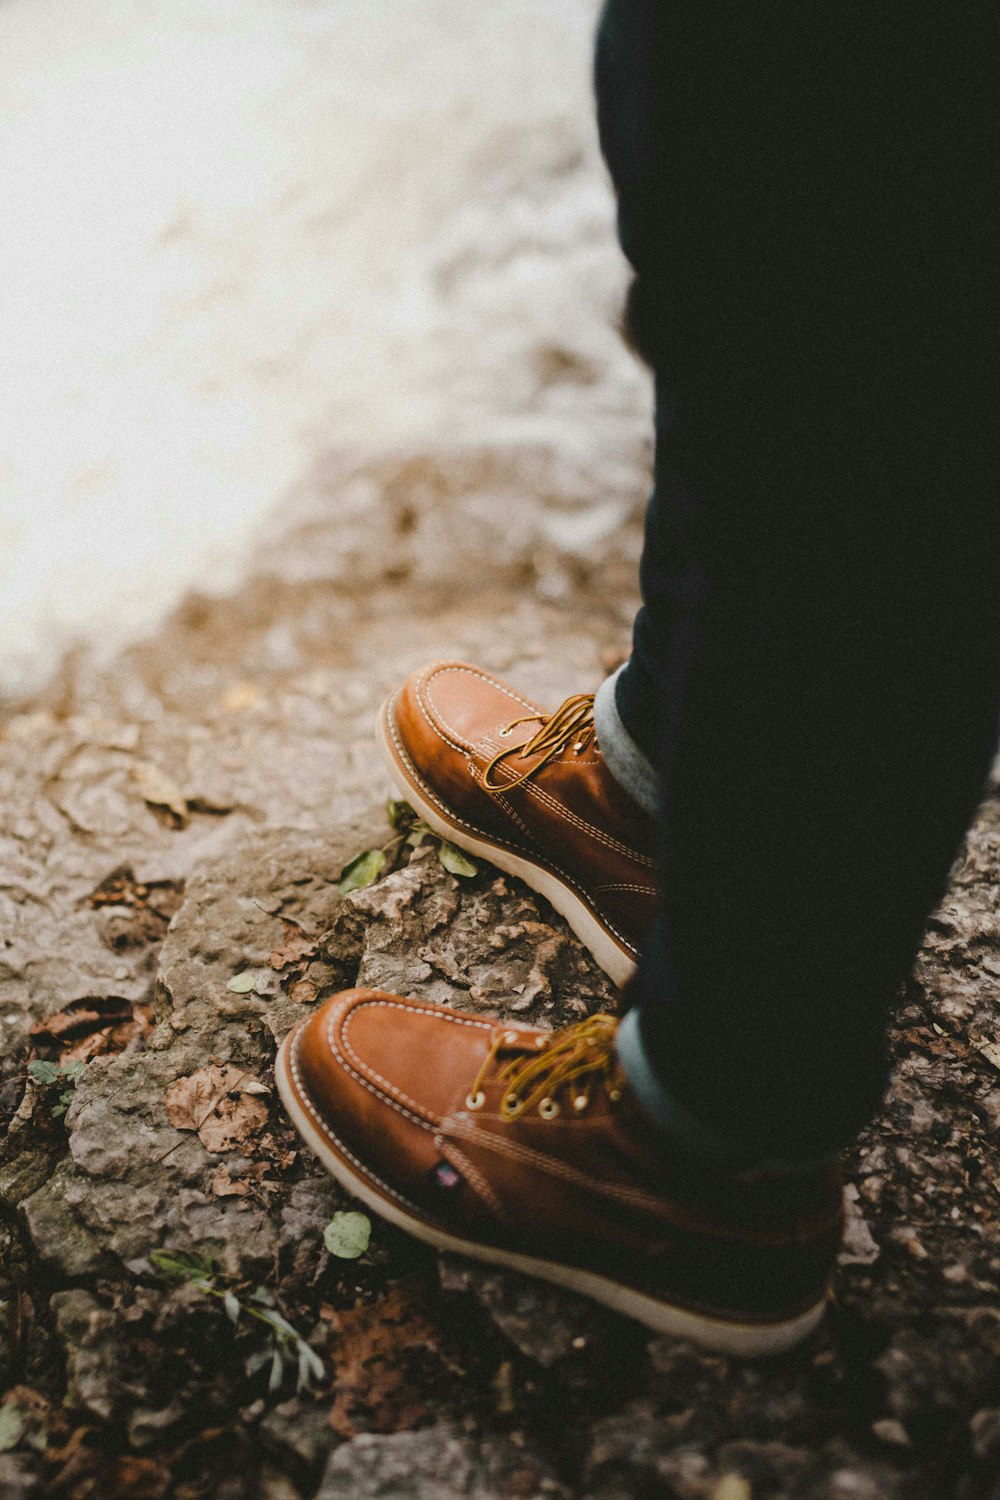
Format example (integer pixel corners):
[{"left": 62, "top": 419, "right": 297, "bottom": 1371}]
[
  {"left": 378, "top": 697, "right": 638, "bottom": 989},
  {"left": 275, "top": 1022, "right": 827, "bottom": 1359}
]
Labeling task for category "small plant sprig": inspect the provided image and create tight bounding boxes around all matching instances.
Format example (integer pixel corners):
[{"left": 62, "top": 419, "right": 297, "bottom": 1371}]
[
  {"left": 150, "top": 1249, "right": 324, "bottom": 1394},
  {"left": 26, "top": 1059, "right": 86, "bottom": 1117},
  {"left": 338, "top": 799, "right": 478, "bottom": 895}
]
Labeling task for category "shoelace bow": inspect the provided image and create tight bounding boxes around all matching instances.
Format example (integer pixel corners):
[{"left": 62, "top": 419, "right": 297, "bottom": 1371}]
[
  {"left": 464, "top": 1013, "right": 622, "bottom": 1121},
  {"left": 482, "top": 692, "right": 595, "bottom": 795}
]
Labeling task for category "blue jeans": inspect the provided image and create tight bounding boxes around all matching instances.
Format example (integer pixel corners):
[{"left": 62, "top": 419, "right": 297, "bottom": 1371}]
[{"left": 595, "top": 1, "right": 1000, "bottom": 1163}]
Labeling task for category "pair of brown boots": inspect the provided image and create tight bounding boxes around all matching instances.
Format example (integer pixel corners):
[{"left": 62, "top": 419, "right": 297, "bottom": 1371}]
[{"left": 276, "top": 662, "right": 842, "bottom": 1356}]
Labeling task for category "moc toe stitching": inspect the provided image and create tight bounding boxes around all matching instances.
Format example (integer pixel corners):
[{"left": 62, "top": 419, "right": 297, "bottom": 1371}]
[
  {"left": 287, "top": 1021, "right": 428, "bottom": 1217},
  {"left": 418, "top": 663, "right": 541, "bottom": 753},
  {"left": 334, "top": 996, "right": 495, "bottom": 1126}
]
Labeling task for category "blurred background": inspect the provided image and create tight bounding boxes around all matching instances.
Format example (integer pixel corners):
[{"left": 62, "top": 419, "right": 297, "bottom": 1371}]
[{"left": 0, "top": 0, "right": 650, "bottom": 704}]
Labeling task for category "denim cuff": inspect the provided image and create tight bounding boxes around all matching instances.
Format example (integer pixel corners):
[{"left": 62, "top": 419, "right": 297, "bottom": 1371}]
[
  {"left": 614, "top": 1008, "right": 748, "bottom": 1165},
  {"left": 593, "top": 664, "right": 660, "bottom": 817},
  {"left": 615, "top": 1009, "right": 834, "bottom": 1176}
]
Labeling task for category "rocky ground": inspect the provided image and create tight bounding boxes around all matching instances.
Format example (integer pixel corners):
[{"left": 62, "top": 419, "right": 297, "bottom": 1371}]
[{"left": 1, "top": 441, "right": 999, "bottom": 1500}]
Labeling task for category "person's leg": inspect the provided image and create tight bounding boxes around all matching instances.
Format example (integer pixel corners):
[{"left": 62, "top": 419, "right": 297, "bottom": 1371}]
[
  {"left": 597, "top": 0, "right": 1000, "bottom": 1163},
  {"left": 276, "top": 1, "right": 997, "bottom": 1350}
]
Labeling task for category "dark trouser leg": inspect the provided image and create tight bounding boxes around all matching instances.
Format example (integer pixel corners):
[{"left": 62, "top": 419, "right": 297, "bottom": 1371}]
[{"left": 596, "top": 1, "right": 1000, "bottom": 1162}]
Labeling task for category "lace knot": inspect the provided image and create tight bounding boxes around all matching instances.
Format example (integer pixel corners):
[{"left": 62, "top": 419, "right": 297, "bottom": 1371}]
[{"left": 482, "top": 693, "right": 596, "bottom": 795}]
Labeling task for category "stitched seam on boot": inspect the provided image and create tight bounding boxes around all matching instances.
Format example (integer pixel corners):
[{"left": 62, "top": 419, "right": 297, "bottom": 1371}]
[
  {"left": 336, "top": 999, "right": 495, "bottom": 1122},
  {"left": 417, "top": 664, "right": 542, "bottom": 755},
  {"left": 445, "top": 1118, "right": 834, "bottom": 1249},
  {"left": 434, "top": 1133, "right": 513, "bottom": 1226},
  {"left": 386, "top": 712, "right": 639, "bottom": 956},
  {"left": 289, "top": 1026, "right": 427, "bottom": 1216}
]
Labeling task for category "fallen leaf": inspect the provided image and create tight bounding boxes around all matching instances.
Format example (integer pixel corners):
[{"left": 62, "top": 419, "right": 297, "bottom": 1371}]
[
  {"left": 165, "top": 1065, "right": 269, "bottom": 1152},
  {"left": 437, "top": 841, "right": 478, "bottom": 878},
  {"left": 324, "top": 1211, "right": 372, "bottom": 1260},
  {"left": 386, "top": 798, "right": 412, "bottom": 827},
  {"left": 268, "top": 918, "right": 317, "bottom": 971},
  {"left": 132, "top": 761, "right": 189, "bottom": 827},
  {"left": 339, "top": 848, "right": 385, "bottom": 895},
  {"left": 209, "top": 1165, "right": 250, "bottom": 1197},
  {"left": 289, "top": 977, "right": 319, "bottom": 1005},
  {"left": 0, "top": 1403, "right": 26, "bottom": 1452},
  {"left": 30, "top": 995, "right": 132, "bottom": 1046},
  {"left": 87, "top": 866, "right": 184, "bottom": 917},
  {"left": 326, "top": 1283, "right": 442, "bottom": 1437},
  {"left": 227, "top": 972, "right": 258, "bottom": 994}
]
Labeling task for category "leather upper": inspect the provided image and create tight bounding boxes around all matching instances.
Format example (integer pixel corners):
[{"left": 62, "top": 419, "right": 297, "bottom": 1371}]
[
  {"left": 290, "top": 990, "right": 843, "bottom": 1322},
  {"left": 388, "top": 662, "right": 659, "bottom": 962}
]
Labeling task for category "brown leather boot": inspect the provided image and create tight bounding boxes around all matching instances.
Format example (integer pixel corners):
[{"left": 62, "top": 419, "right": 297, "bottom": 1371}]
[
  {"left": 276, "top": 990, "right": 842, "bottom": 1356},
  {"left": 379, "top": 662, "right": 657, "bottom": 985}
]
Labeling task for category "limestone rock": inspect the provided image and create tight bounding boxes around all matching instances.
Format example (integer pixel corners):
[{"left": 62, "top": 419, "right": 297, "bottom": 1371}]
[{"left": 317, "top": 1428, "right": 567, "bottom": 1500}]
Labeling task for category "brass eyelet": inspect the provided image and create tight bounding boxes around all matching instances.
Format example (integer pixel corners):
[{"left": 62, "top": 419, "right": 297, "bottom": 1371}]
[
  {"left": 538, "top": 1097, "right": 560, "bottom": 1119},
  {"left": 606, "top": 1086, "right": 622, "bottom": 1104},
  {"left": 573, "top": 1094, "right": 589, "bottom": 1113},
  {"left": 465, "top": 1091, "right": 485, "bottom": 1110}
]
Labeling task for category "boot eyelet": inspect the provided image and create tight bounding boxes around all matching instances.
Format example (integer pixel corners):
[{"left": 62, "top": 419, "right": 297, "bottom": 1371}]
[
  {"left": 498, "top": 726, "right": 512, "bottom": 737},
  {"left": 502, "top": 1031, "right": 519, "bottom": 1045},
  {"left": 465, "top": 1091, "right": 485, "bottom": 1110},
  {"left": 606, "top": 1086, "right": 622, "bottom": 1104},
  {"left": 573, "top": 1094, "right": 589, "bottom": 1113},
  {"left": 538, "top": 1097, "right": 559, "bottom": 1119},
  {"left": 501, "top": 1095, "right": 521, "bottom": 1118}
]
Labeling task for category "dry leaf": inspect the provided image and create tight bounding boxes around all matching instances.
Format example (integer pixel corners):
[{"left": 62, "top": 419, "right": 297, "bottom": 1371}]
[
  {"left": 210, "top": 1160, "right": 277, "bottom": 1198},
  {"left": 326, "top": 1282, "right": 442, "bottom": 1437},
  {"left": 209, "top": 1164, "right": 250, "bottom": 1197},
  {"left": 289, "top": 977, "right": 319, "bottom": 1005},
  {"left": 268, "top": 918, "right": 317, "bottom": 971},
  {"left": 165, "top": 1065, "right": 269, "bottom": 1152},
  {"left": 133, "top": 761, "right": 189, "bottom": 827},
  {"left": 31, "top": 996, "right": 153, "bottom": 1065}
]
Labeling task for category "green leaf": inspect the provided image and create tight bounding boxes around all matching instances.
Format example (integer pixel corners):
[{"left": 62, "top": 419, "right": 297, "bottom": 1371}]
[
  {"left": 26, "top": 1060, "right": 60, "bottom": 1086},
  {"left": 323, "top": 1210, "right": 372, "bottom": 1260},
  {"left": 59, "top": 1061, "right": 86, "bottom": 1080},
  {"left": 297, "top": 1341, "right": 325, "bottom": 1392},
  {"left": 386, "top": 798, "right": 412, "bottom": 828},
  {"left": 150, "top": 1248, "right": 216, "bottom": 1282},
  {"left": 438, "top": 841, "right": 478, "bottom": 878},
  {"left": 223, "top": 1290, "right": 241, "bottom": 1326},
  {"left": 268, "top": 1347, "right": 285, "bottom": 1393},
  {"left": 0, "top": 1404, "right": 26, "bottom": 1453},
  {"left": 227, "top": 971, "right": 258, "bottom": 994},
  {"left": 338, "top": 848, "right": 385, "bottom": 895}
]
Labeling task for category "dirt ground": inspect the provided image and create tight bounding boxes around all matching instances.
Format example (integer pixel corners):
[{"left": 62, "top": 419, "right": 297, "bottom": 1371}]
[{"left": 1, "top": 441, "right": 999, "bottom": 1499}]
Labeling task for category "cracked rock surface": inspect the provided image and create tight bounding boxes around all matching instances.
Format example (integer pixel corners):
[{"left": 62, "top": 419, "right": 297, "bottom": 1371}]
[{"left": 1, "top": 443, "right": 999, "bottom": 1498}]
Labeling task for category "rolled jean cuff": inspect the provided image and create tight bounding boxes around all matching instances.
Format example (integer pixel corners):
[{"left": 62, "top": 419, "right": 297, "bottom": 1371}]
[
  {"left": 593, "top": 664, "right": 660, "bottom": 817},
  {"left": 614, "top": 1008, "right": 747, "bottom": 1165},
  {"left": 615, "top": 1008, "right": 835, "bottom": 1176}
]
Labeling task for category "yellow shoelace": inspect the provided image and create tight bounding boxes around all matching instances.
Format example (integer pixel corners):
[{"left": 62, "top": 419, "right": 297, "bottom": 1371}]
[
  {"left": 464, "top": 1013, "right": 621, "bottom": 1121},
  {"left": 481, "top": 692, "right": 595, "bottom": 795}
]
